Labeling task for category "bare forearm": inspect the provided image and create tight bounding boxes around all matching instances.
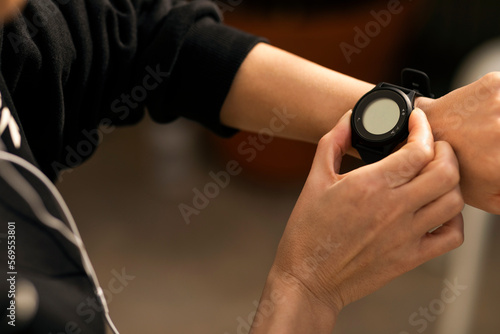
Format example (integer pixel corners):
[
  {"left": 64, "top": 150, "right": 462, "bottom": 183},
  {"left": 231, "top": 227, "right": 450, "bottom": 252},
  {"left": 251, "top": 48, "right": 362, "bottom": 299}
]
[{"left": 220, "top": 43, "right": 374, "bottom": 143}]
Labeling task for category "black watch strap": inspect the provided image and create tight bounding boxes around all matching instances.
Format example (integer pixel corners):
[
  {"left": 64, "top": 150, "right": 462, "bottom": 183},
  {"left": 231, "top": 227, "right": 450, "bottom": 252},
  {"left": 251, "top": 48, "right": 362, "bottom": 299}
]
[
  {"left": 401, "top": 68, "right": 434, "bottom": 98},
  {"left": 378, "top": 68, "right": 434, "bottom": 99},
  {"left": 356, "top": 144, "right": 393, "bottom": 164},
  {"left": 379, "top": 82, "right": 421, "bottom": 97}
]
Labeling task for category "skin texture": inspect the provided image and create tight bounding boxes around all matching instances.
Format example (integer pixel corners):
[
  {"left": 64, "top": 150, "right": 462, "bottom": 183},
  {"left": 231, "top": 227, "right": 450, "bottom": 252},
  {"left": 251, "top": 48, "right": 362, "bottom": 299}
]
[
  {"left": 416, "top": 73, "right": 500, "bottom": 214},
  {"left": 221, "top": 44, "right": 374, "bottom": 145},
  {"left": 221, "top": 43, "right": 500, "bottom": 214},
  {"left": 0, "top": 0, "right": 25, "bottom": 23},
  {"left": 250, "top": 110, "right": 464, "bottom": 333}
]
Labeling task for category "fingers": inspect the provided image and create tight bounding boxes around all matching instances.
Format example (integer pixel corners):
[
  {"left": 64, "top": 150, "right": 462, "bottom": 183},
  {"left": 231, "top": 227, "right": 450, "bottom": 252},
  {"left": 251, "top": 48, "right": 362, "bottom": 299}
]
[
  {"left": 418, "top": 213, "right": 465, "bottom": 261},
  {"left": 406, "top": 108, "right": 435, "bottom": 153},
  {"left": 413, "top": 185, "right": 464, "bottom": 235},
  {"left": 311, "top": 110, "right": 352, "bottom": 179},
  {"left": 409, "top": 142, "right": 463, "bottom": 235},
  {"left": 401, "top": 140, "right": 461, "bottom": 213},
  {"left": 370, "top": 109, "right": 434, "bottom": 188}
]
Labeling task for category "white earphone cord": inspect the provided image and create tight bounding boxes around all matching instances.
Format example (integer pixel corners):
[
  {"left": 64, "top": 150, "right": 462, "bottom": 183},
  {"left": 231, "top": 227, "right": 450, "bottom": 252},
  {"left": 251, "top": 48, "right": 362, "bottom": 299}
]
[{"left": 0, "top": 140, "right": 120, "bottom": 334}]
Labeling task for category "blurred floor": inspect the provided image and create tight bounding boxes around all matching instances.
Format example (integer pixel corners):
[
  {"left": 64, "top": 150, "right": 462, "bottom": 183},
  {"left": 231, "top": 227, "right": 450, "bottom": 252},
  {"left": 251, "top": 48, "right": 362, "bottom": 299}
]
[{"left": 56, "top": 116, "right": 500, "bottom": 334}]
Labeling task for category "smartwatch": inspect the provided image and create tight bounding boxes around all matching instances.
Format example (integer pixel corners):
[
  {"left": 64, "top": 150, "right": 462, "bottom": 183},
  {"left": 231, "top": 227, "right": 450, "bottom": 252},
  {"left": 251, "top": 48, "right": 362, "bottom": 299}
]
[{"left": 351, "top": 68, "right": 434, "bottom": 164}]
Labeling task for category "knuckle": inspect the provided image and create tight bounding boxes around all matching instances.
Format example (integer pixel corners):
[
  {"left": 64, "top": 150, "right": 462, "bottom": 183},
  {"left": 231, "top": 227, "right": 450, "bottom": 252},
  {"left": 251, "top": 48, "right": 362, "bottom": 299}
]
[
  {"left": 317, "top": 133, "right": 330, "bottom": 148},
  {"left": 449, "top": 229, "right": 465, "bottom": 249},
  {"left": 486, "top": 195, "right": 500, "bottom": 215},
  {"left": 482, "top": 72, "right": 500, "bottom": 88},
  {"left": 418, "top": 142, "right": 434, "bottom": 164},
  {"left": 434, "top": 140, "right": 452, "bottom": 152},
  {"left": 436, "top": 160, "right": 460, "bottom": 187},
  {"left": 435, "top": 140, "right": 459, "bottom": 164},
  {"left": 490, "top": 92, "right": 500, "bottom": 109},
  {"left": 480, "top": 72, "right": 500, "bottom": 101},
  {"left": 448, "top": 190, "right": 465, "bottom": 213},
  {"left": 406, "top": 141, "right": 433, "bottom": 168}
]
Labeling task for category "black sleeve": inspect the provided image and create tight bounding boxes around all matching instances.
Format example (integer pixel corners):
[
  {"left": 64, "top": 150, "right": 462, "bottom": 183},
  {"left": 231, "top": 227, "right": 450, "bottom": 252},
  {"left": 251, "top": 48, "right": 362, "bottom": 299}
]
[
  {"left": 1, "top": 0, "right": 265, "bottom": 179},
  {"left": 136, "top": 6, "right": 262, "bottom": 136}
]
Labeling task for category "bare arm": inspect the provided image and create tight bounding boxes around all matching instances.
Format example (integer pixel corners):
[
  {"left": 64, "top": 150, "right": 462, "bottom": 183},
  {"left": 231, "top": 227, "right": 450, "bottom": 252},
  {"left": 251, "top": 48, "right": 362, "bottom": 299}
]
[
  {"left": 221, "top": 43, "right": 500, "bottom": 214},
  {"left": 220, "top": 43, "right": 374, "bottom": 143}
]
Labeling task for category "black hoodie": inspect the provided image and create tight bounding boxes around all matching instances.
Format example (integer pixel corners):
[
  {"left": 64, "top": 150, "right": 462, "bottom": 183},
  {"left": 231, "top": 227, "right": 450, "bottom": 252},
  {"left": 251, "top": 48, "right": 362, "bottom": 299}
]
[{"left": 0, "top": 0, "right": 262, "bottom": 332}]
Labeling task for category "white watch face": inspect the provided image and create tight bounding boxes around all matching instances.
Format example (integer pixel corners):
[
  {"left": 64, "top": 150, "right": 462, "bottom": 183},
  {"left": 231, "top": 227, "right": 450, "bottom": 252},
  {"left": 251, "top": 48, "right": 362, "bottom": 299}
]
[{"left": 362, "top": 97, "right": 400, "bottom": 135}]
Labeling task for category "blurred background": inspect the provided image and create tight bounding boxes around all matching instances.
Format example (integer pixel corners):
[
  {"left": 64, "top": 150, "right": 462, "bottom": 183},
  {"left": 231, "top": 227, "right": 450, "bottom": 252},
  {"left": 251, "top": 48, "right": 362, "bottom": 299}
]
[{"left": 57, "top": 0, "right": 500, "bottom": 333}]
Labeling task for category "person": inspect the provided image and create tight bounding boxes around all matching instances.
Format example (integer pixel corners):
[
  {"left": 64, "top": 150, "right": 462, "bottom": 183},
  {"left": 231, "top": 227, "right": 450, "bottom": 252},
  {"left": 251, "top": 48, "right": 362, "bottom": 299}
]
[{"left": 1, "top": 0, "right": 497, "bottom": 332}]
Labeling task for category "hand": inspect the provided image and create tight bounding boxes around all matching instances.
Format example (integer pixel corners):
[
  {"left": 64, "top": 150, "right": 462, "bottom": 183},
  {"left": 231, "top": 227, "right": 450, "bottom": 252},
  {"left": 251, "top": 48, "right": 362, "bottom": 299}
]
[
  {"left": 251, "top": 109, "right": 464, "bottom": 333},
  {"left": 416, "top": 72, "right": 500, "bottom": 214}
]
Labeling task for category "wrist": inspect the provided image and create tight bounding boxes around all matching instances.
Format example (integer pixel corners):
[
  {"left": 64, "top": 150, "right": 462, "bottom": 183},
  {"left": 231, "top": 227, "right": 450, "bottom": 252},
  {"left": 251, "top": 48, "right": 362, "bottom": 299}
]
[
  {"left": 414, "top": 96, "right": 435, "bottom": 117},
  {"left": 414, "top": 95, "right": 440, "bottom": 137},
  {"left": 250, "top": 267, "right": 339, "bottom": 334},
  {"left": 414, "top": 95, "right": 434, "bottom": 110}
]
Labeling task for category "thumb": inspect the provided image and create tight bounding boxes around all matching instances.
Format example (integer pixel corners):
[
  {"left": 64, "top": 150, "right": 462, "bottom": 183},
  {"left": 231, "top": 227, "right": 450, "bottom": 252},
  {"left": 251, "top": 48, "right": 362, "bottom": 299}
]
[
  {"left": 311, "top": 110, "right": 352, "bottom": 179},
  {"left": 372, "top": 108, "right": 434, "bottom": 188}
]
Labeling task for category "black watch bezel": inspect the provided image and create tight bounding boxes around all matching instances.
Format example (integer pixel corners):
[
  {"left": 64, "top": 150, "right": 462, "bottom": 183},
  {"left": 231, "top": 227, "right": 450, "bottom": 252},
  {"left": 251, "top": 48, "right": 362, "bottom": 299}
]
[
  {"left": 350, "top": 68, "right": 432, "bottom": 164},
  {"left": 351, "top": 87, "right": 413, "bottom": 145}
]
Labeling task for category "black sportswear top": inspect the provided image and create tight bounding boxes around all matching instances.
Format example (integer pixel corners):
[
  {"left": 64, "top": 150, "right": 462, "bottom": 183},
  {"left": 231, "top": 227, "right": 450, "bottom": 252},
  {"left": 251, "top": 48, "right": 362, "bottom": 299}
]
[
  {"left": 2, "top": 0, "right": 262, "bottom": 180},
  {"left": 0, "top": 0, "right": 263, "bottom": 332}
]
